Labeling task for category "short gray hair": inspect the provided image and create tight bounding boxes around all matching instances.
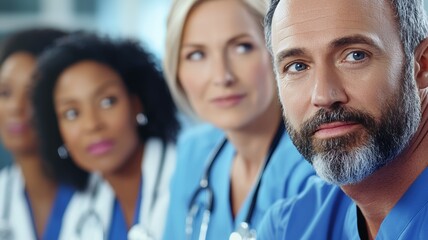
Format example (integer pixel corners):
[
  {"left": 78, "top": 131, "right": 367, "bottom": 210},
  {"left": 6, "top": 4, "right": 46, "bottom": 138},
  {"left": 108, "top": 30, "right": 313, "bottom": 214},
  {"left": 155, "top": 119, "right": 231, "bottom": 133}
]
[{"left": 264, "top": 0, "right": 428, "bottom": 62}]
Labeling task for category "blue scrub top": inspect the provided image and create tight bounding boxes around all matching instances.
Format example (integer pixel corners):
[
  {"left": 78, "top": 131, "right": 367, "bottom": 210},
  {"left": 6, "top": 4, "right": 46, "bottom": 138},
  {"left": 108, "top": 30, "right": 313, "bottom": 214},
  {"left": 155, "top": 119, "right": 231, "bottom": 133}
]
[
  {"left": 25, "top": 184, "right": 75, "bottom": 240},
  {"left": 0, "top": 142, "right": 11, "bottom": 169},
  {"left": 258, "top": 167, "right": 428, "bottom": 239},
  {"left": 163, "top": 124, "right": 315, "bottom": 240}
]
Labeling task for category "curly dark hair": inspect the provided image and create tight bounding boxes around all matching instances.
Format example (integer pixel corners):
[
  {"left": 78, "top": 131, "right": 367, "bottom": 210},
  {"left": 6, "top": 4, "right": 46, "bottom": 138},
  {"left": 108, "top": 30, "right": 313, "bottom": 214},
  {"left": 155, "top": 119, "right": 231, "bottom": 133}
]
[
  {"left": 32, "top": 32, "right": 180, "bottom": 190},
  {"left": 0, "top": 28, "right": 67, "bottom": 65}
]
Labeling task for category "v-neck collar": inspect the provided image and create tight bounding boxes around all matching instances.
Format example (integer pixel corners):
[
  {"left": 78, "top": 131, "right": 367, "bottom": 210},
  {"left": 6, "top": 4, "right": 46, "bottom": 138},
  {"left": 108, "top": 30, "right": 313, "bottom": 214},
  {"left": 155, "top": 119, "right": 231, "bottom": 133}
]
[
  {"left": 25, "top": 184, "right": 75, "bottom": 240},
  {"left": 377, "top": 167, "right": 428, "bottom": 238},
  {"left": 108, "top": 178, "right": 143, "bottom": 239},
  {"left": 349, "top": 167, "right": 428, "bottom": 239},
  {"left": 217, "top": 142, "right": 260, "bottom": 229}
]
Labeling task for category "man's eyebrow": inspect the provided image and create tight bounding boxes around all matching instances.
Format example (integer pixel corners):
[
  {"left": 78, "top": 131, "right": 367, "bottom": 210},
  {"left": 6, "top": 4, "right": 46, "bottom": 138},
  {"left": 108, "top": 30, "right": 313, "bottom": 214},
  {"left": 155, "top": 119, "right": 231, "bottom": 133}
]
[
  {"left": 275, "top": 48, "right": 305, "bottom": 70},
  {"left": 330, "top": 34, "right": 382, "bottom": 52},
  {"left": 274, "top": 34, "right": 382, "bottom": 69}
]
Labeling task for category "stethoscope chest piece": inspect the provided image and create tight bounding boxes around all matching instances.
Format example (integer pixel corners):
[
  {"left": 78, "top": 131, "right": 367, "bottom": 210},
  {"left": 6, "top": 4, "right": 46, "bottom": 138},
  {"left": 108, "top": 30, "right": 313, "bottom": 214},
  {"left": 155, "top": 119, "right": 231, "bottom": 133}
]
[
  {"left": 74, "top": 209, "right": 105, "bottom": 240},
  {"left": 0, "top": 220, "right": 13, "bottom": 240},
  {"left": 229, "top": 222, "right": 257, "bottom": 240},
  {"left": 128, "top": 223, "right": 154, "bottom": 240}
]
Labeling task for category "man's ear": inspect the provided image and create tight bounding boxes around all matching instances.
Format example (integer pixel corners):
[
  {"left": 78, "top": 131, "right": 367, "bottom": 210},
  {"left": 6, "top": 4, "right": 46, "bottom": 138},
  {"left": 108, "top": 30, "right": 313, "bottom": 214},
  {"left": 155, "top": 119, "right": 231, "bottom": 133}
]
[{"left": 415, "top": 38, "right": 428, "bottom": 89}]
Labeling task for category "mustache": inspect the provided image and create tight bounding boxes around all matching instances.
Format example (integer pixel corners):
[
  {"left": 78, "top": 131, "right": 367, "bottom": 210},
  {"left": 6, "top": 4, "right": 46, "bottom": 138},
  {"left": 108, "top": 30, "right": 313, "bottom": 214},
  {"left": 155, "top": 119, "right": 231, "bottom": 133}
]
[{"left": 300, "top": 104, "right": 376, "bottom": 138}]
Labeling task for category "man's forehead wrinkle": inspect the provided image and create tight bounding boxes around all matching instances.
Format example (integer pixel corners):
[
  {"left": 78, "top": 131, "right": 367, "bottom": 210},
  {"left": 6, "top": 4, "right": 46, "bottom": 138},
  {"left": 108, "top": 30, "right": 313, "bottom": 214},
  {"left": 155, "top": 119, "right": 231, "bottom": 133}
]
[
  {"left": 276, "top": 28, "right": 355, "bottom": 50},
  {"left": 275, "top": 16, "right": 381, "bottom": 48},
  {"left": 276, "top": 15, "right": 380, "bottom": 35},
  {"left": 275, "top": 15, "right": 333, "bottom": 39},
  {"left": 272, "top": 0, "right": 382, "bottom": 33},
  {"left": 274, "top": 7, "right": 332, "bottom": 29}
]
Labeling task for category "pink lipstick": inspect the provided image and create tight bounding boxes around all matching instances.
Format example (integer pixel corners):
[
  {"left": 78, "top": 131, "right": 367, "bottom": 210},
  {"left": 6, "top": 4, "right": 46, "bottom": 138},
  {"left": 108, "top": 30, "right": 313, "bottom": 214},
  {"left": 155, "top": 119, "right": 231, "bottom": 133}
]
[{"left": 87, "top": 140, "right": 114, "bottom": 156}]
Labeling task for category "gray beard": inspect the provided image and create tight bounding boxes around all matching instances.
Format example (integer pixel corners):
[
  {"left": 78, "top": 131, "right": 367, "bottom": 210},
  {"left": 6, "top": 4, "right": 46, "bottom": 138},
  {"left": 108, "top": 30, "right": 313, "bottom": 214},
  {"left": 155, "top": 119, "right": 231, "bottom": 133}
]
[{"left": 312, "top": 138, "right": 379, "bottom": 185}]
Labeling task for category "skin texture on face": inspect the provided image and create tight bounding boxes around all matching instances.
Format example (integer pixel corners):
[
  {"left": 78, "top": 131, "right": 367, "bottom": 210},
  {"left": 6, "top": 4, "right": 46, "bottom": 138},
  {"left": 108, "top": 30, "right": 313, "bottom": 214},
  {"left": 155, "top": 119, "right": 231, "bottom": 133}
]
[
  {"left": 271, "top": 0, "right": 420, "bottom": 185},
  {"left": 54, "top": 60, "right": 141, "bottom": 176},
  {"left": 178, "top": 0, "right": 277, "bottom": 131},
  {"left": 0, "top": 52, "right": 38, "bottom": 154}
]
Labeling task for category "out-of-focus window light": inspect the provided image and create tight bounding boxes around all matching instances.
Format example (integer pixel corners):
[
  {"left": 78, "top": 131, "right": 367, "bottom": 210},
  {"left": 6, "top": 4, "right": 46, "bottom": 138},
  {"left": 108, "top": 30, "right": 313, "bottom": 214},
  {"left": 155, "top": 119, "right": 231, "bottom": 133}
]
[
  {"left": 0, "top": 0, "right": 40, "bottom": 13},
  {"left": 95, "top": 0, "right": 171, "bottom": 59},
  {"left": 0, "top": 0, "right": 98, "bottom": 42},
  {"left": 137, "top": 0, "right": 171, "bottom": 59},
  {"left": 74, "top": 0, "right": 96, "bottom": 15}
]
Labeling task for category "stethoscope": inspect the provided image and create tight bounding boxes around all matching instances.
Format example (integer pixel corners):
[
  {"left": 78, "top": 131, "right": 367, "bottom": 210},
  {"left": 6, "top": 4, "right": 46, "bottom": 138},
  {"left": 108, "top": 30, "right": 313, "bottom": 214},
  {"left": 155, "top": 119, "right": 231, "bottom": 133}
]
[
  {"left": 0, "top": 166, "right": 14, "bottom": 240},
  {"left": 74, "top": 175, "right": 106, "bottom": 240},
  {"left": 74, "top": 141, "right": 167, "bottom": 240},
  {"left": 185, "top": 123, "right": 285, "bottom": 240}
]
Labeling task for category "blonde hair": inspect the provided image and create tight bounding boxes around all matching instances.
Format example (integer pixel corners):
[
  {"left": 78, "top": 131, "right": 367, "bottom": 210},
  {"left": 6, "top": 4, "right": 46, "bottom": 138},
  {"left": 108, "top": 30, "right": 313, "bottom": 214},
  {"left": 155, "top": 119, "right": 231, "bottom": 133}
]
[{"left": 163, "top": 0, "right": 268, "bottom": 119}]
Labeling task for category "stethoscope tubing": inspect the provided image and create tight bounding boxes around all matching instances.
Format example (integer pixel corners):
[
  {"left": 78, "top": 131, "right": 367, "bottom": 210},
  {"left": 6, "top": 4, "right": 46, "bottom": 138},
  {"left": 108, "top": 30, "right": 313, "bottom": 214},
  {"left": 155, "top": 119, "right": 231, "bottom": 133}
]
[
  {"left": 0, "top": 166, "right": 13, "bottom": 239},
  {"left": 186, "top": 121, "right": 285, "bottom": 240},
  {"left": 187, "top": 138, "right": 227, "bottom": 212},
  {"left": 242, "top": 122, "right": 285, "bottom": 224},
  {"left": 186, "top": 137, "right": 227, "bottom": 240},
  {"left": 1, "top": 166, "right": 12, "bottom": 222}
]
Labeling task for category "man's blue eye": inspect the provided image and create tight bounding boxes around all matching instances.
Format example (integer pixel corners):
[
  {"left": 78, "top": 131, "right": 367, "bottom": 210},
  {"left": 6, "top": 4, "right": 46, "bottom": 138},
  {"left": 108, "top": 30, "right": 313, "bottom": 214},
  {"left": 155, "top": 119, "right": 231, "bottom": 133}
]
[
  {"left": 294, "top": 63, "right": 307, "bottom": 71},
  {"left": 345, "top": 51, "right": 367, "bottom": 61},
  {"left": 285, "top": 62, "right": 308, "bottom": 73}
]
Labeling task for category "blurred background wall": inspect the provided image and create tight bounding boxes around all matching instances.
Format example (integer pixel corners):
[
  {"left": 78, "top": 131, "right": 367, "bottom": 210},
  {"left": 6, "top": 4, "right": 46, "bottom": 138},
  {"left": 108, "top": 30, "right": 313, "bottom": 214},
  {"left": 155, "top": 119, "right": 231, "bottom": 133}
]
[
  {"left": 0, "top": 0, "right": 172, "bottom": 57},
  {"left": 0, "top": 0, "right": 428, "bottom": 168}
]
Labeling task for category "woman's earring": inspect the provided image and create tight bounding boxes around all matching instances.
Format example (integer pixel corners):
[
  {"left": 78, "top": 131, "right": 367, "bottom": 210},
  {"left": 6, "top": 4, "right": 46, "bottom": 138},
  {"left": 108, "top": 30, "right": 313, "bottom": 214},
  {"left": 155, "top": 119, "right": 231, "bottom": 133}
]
[
  {"left": 136, "top": 113, "right": 148, "bottom": 126},
  {"left": 58, "top": 145, "right": 69, "bottom": 159}
]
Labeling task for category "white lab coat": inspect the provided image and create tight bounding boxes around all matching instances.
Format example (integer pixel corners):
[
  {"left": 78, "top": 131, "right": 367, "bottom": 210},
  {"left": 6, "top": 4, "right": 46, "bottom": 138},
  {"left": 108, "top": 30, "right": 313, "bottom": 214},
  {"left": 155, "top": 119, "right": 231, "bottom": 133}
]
[
  {"left": 59, "top": 138, "right": 176, "bottom": 240},
  {"left": 0, "top": 165, "right": 36, "bottom": 240}
]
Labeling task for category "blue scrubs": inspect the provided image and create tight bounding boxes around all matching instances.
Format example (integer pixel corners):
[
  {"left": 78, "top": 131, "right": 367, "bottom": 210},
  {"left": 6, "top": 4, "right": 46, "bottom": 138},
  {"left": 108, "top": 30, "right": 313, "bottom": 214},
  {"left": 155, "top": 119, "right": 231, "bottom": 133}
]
[
  {"left": 258, "top": 167, "right": 428, "bottom": 239},
  {"left": 163, "top": 124, "right": 315, "bottom": 240},
  {"left": 108, "top": 179, "right": 143, "bottom": 240},
  {"left": 25, "top": 184, "right": 75, "bottom": 240}
]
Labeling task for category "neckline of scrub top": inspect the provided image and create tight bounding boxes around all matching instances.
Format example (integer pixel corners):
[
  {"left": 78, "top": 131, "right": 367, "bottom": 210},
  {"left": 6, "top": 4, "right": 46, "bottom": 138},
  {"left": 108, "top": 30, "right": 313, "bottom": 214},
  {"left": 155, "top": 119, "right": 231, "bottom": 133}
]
[
  {"left": 108, "top": 178, "right": 143, "bottom": 240},
  {"left": 224, "top": 131, "right": 285, "bottom": 228},
  {"left": 349, "top": 166, "right": 428, "bottom": 239},
  {"left": 24, "top": 184, "right": 75, "bottom": 240},
  {"left": 376, "top": 166, "right": 428, "bottom": 238},
  {"left": 217, "top": 141, "right": 261, "bottom": 228}
]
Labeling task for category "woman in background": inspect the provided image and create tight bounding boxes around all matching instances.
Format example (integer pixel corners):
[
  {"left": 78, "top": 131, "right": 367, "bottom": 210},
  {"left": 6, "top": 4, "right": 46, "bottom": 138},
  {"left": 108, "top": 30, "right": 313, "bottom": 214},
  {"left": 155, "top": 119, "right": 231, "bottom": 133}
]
[
  {"left": 0, "top": 28, "right": 73, "bottom": 240},
  {"left": 163, "top": 0, "right": 315, "bottom": 239},
  {"left": 32, "top": 33, "right": 179, "bottom": 240}
]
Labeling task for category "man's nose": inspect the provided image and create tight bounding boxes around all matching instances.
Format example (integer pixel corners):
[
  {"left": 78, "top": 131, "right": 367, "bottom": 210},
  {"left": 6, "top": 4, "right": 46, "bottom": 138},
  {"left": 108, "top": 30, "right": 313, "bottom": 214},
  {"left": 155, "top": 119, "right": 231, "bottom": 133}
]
[{"left": 310, "top": 65, "right": 348, "bottom": 109}]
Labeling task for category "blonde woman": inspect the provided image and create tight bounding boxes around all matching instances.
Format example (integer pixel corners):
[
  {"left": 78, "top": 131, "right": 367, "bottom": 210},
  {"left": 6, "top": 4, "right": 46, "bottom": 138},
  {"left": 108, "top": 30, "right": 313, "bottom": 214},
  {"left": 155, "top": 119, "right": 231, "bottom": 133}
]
[{"left": 163, "top": 0, "right": 315, "bottom": 239}]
